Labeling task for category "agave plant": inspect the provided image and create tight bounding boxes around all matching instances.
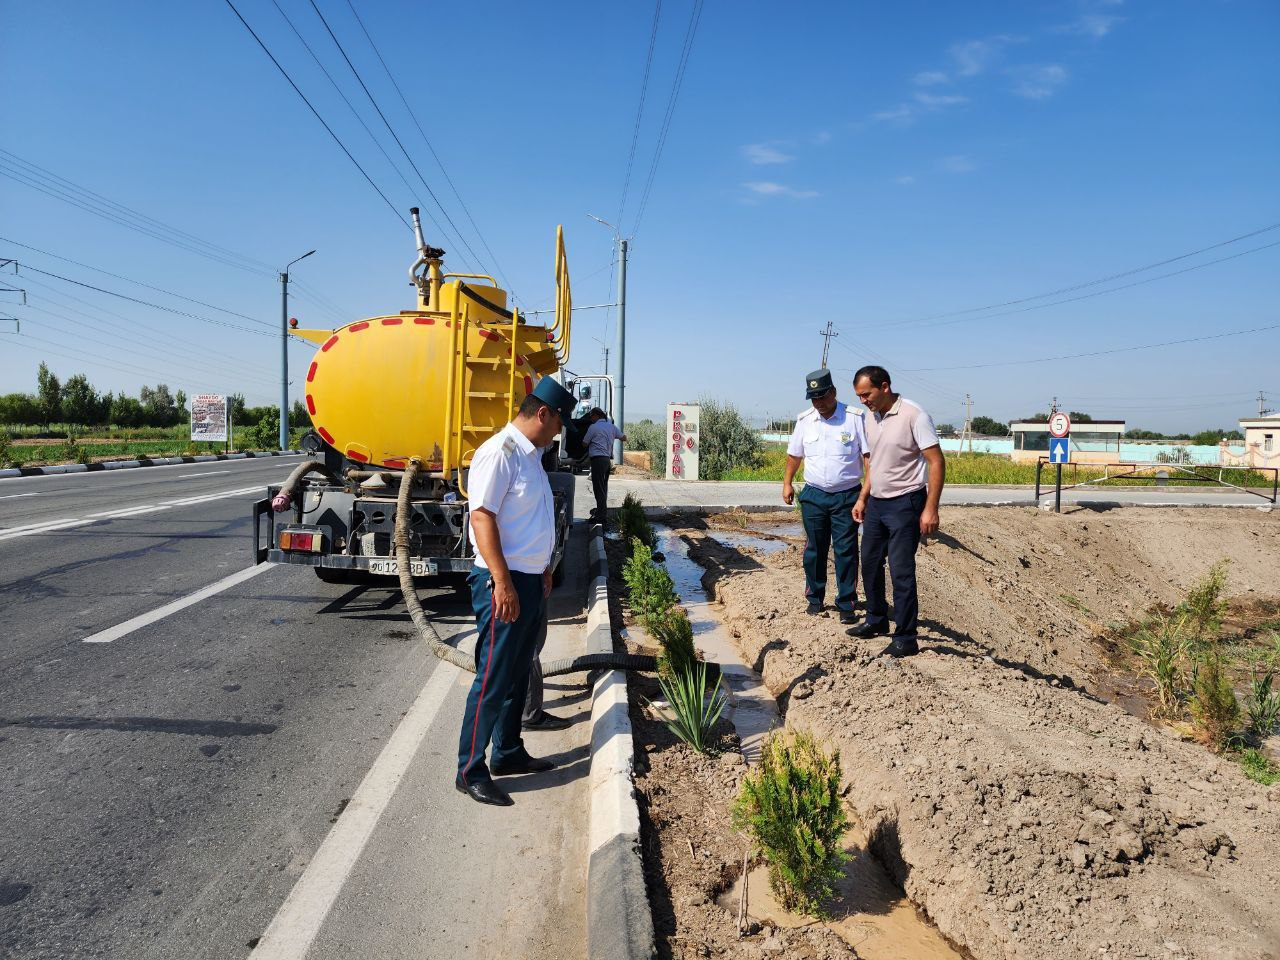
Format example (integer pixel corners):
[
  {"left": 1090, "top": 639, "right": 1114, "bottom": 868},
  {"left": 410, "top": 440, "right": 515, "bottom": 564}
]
[{"left": 652, "top": 661, "right": 726, "bottom": 754}]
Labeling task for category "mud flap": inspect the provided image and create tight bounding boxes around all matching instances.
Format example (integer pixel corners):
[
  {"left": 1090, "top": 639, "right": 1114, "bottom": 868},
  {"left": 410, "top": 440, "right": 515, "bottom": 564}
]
[{"left": 252, "top": 497, "right": 273, "bottom": 565}]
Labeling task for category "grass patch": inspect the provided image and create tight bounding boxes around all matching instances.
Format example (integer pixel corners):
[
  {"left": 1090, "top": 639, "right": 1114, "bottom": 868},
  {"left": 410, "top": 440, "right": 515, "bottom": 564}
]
[{"left": 1238, "top": 748, "right": 1280, "bottom": 785}]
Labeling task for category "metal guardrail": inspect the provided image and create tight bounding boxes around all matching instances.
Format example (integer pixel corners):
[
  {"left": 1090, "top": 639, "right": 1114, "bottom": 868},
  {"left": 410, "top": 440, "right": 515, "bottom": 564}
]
[{"left": 1034, "top": 458, "right": 1279, "bottom": 504}]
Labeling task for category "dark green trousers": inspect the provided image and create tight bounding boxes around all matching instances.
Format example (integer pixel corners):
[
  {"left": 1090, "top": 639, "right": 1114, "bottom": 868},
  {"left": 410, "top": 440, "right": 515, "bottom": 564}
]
[{"left": 798, "top": 483, "right": 861, "bottom": 612}]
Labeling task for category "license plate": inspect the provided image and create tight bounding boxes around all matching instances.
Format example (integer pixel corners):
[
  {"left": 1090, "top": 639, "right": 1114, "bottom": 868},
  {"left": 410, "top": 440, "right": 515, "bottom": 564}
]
[{"left": 367, "top": 558, "right": 435, "bottom": 576}]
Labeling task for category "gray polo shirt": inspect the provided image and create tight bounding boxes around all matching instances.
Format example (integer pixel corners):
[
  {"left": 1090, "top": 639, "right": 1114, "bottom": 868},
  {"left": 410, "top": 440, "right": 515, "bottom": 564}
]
[{"left": 864, "top": 397, "right": 940, "bottom": 499}]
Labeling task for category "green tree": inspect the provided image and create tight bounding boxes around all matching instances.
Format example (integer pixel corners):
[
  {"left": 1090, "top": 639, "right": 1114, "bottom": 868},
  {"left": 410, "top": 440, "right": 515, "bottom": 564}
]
[
  {"left": 290, "top": 398, "right": 310, "bottom": 428},
  {"left": 625, "top": 419, "right": 666, "bottom": 476},
  {"left": 1067, "top": 411, "right": 1093, "bottom": 423},
  {"left": 108, "top": 394, "right": 145, "bottom": 428},
  {"left": 698, "top": 395, "right": 763, "bottom": 480},
  {"left": 36, "top": 362, "right": 61, "bottom": 428},
  {"left": 971, "top": 415, "right": 1008, "bottom": 436},
  {"left": 0, "top": 392, "right": 40, "bottom": 425},
  {"left": 140, "top": 383, "right": 179, "bottom": 427},
  {"left": 228, "top": 392, "right": 248, "bottom": 426},
  {"left": 60, "top": 374, "right": 100, "bottom": 426},
  {"left": 935, "top": 423, "right": 956, "bottom": 436}
]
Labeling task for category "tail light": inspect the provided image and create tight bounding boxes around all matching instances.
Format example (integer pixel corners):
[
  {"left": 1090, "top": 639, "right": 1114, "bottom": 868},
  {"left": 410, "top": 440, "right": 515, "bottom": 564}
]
[{"left": 280, "top": 530, "right": 322, "bottom": 552}]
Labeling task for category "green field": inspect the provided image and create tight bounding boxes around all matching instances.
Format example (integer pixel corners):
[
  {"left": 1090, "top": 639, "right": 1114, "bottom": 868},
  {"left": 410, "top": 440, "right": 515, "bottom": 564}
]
[
  {"left": 722, "top": 444, "right": 1274, "bottom": 488},
  {"left": 0, "top": 425, "right": 302, "bottom": 468}
]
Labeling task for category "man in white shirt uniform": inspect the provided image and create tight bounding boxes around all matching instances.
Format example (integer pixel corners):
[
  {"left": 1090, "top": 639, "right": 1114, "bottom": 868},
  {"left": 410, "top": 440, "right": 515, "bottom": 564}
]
[
  {"left": 582, "top": 408, "right": 625, "bottom": 525},
  {"left": 782, "top": 368, "right": 870, "bottom": 624},
  {"left": 456, "top": 377, "right": 577, "bottom": 807}
]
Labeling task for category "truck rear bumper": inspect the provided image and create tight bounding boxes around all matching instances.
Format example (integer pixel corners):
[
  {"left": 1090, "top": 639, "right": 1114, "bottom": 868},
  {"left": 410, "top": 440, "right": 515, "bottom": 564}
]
[{"left": 266, "top": 549, "right": 475, "bottom": 575}]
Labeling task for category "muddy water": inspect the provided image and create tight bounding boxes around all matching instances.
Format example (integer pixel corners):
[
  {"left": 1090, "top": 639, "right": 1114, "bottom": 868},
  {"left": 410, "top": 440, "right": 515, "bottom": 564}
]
[
  {"left": 654, "top": 524, "right": 779, "bottom": 761},
  {"left": 662, "top": 523, "right": 966, "bottom": 960}
]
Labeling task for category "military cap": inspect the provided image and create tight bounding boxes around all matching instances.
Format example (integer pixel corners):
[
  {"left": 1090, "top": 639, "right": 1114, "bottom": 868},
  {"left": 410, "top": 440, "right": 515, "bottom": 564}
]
[
  {"left": 530, "top": 376, "right": 577, "bottom": 419},
  {"left": 804, "top": 368, "right": 835, "bottom": 399}
]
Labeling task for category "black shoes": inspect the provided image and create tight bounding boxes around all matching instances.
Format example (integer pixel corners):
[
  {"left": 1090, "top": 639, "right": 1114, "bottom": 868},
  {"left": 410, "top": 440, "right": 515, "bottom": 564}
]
[
  {"left": 455, "top": 778, "right": 514, "bottom": 807},
  {"left": 522, "top": 710, "right": 572, "bottom": 731},
  {"left": 490, "top": 754, "right": 556, "bottom": 776},
  {"left": 805, "top": 601, "right": 824, "bottom": 616},
  {"left": 879, "top": 638, "right": 920, "bottom": 659},
  {"left": 838, "top": 609, "right": 860, "bottom": 625},
  {"left": 847, "top": 621, "right": 888, "bottom": 639}
]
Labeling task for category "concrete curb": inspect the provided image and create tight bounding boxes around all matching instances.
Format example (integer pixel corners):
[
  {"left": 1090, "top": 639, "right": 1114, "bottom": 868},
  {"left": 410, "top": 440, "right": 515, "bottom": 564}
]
[
  {"left": 0, "top": 449, "right": 302, "bottom": 480},
  {"left": 584, "top": 524, "right": 656, "bottom": 960}
]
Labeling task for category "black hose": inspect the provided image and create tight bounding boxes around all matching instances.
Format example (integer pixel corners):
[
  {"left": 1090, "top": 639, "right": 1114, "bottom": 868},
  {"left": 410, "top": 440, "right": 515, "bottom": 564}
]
[{"left": 393, "top": 458, "right": 661, "bottom": 677}]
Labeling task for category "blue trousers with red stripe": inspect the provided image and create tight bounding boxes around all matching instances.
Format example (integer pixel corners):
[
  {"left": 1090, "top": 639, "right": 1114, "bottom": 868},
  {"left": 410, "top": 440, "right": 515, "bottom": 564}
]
[{"left": 457, "top": 568, "right": 545, "bottom": 784}]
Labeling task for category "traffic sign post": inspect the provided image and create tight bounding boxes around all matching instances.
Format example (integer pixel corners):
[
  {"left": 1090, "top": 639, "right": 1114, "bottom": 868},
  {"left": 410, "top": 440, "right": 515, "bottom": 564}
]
[{"left": 1048, "top": 413, "right": 1071, "bottom": 513}]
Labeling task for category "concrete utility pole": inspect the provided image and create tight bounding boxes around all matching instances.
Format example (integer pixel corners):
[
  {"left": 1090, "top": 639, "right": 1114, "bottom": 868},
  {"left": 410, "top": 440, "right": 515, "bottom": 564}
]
[
  {"left": 279, "top": 250, "right": 316, "bottom": 450},
  {"left": 961, "top": 392, "right": 974, "bottom": 454},
  {"left": 613, "top": 238, "right": 628, "bottom": 465},
  {"left": 1259, "top": 390, "right": 1270, "bottom": 416},
  {"left": 818, "top": 320, "right": 838, "bottom": 368}
]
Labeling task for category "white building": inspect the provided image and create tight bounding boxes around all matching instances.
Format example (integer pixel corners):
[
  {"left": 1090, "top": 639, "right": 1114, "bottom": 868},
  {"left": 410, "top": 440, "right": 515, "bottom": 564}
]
[
  {"left": 1222, "top": 415, "right": 1280, "bottom": 468},
  {"left": 1009, "top": 419, "right": 1125, "bottom": 464}
]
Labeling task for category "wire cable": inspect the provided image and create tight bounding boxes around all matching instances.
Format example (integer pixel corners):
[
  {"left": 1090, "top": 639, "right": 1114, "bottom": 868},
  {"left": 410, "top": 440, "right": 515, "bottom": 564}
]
[
  {"left": 905, "top": 320, "right": 1280, "bottom": 372},
  {"left": 890, "top": 222, "right": 1280, "bottom": 327},
  {"left": 340, "top": 0, "right": 511, "bottom": 293},
  {"left": 616, "top": 0, "right": 663, "bottom": 229},
  {"left": 631, "top": 0, "right": 705, "bottom": 236},
  {"left": 222, "top": 0, "right": 411, "bottom": 231}
]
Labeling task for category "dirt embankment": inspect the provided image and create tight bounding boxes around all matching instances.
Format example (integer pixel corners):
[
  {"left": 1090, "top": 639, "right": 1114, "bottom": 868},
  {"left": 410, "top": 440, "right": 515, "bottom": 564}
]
[{"left": 686, "top": 506, "right": 1280, "bottom": 960}]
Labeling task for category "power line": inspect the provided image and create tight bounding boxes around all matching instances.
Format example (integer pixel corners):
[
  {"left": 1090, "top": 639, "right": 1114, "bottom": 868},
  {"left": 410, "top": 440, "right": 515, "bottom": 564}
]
[
  {"left": 906, "top": 320, "right": 1280, "bottom": 372},
  {"left": 302, "top": 0, "right": 492, "bottom": 284},
  {"left": 890, "top": 222, "right": 1280, "bottom": 327},
  {"left": 16, "top": 265, "right": 275, "bottom": 338},
  {"left": 631, "top": 0, "right": 705, "bottom": 236},
  {"left": 0, "top": 236, "right": 272, "bottom": 327},
  {"left": 222, "top": 0, "right": 411, "bottom": 231},
  {"left": 879, "top": 239, "right": 1280, "bottom": 333},
  {"left": 616, "top": 0, "right": 664, "bottom": 229},
  {"left": 340, "top": 0, "right": 511, "bottom": 293}
]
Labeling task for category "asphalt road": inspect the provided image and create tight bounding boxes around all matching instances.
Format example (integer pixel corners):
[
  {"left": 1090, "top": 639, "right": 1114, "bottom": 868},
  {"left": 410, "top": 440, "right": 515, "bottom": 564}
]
[{"left": 0, "top": 458, "right": 591, "bottom": 960}]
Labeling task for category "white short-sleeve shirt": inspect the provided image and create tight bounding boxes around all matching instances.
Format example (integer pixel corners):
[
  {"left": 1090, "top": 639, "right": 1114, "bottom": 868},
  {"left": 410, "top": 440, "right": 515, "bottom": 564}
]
[
  {"left": 583, "top": 420, "right": 623, "bottom": 458},
  {"left": 786, "top": 401, "right": 868, "bottom": 493},
  {"left": 467, "top": 422, "right": 555, "bottom": 575}
]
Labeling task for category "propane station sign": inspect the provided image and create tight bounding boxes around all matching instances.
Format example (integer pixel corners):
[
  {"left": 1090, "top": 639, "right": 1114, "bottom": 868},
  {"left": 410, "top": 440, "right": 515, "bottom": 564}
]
[
  {"left": 666, "top": 403, "right": 700, "bottom": 481},
  {"left": 190, "top": 394, "right": 229, "bottom": 445}
]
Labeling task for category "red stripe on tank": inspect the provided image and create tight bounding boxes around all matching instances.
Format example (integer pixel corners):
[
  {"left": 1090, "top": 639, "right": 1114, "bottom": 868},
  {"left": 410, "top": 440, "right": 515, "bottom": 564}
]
[
  {"left": 524, "top": 375, "right": 533, "bottom": 394},
  {"left": 321, "top": 335, "right": 339, "bottom": 352},
  {"left": 414, "top": 317, "right": 435, "bottom": 325},
  {"left": 305, "top": 395, "right": 316, "bottom": 415},
  {"left": 346, "top": 448, "right": 369, "bottom": 462},
  {"left": 349, "top": 322, "right": 370, "bottom": 332},
  {"left": 306, "top": 361, "right": 318, "bottom": 382},
  {"left": 381, "top": 317, "right": 403, "bottom": 326},
  {"left": 318, "top": 427, "right": 335, "bottom": 444}
]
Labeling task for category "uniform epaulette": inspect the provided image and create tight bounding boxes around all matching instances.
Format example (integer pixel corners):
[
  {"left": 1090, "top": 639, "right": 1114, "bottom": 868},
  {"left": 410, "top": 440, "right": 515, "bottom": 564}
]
[
  {"left": 501, "top": 436, "right": 518, "bottom": 456},
  {"left": 797, "top": 407, "right": 818, "bottom": 421}
]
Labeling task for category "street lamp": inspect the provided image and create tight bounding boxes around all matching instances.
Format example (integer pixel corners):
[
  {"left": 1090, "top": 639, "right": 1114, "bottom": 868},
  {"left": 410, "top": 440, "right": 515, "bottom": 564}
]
[
  {"left": 586, "top": 214, "right": 627, "bottom": 465},
  {"left": 280, "top": 250, "right": 315, "bottom": 450}
]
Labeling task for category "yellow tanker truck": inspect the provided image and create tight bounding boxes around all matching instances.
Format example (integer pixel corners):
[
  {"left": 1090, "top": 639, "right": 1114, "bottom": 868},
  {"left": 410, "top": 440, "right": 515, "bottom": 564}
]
[{"left": 252, "top": 209, "right": 581, "bottom": 587}]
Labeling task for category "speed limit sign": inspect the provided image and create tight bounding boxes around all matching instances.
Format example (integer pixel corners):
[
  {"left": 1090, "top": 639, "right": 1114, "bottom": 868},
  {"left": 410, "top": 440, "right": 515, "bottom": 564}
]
[{"left": 1049, "top": 411, "right": 1071, "bottom": 438}]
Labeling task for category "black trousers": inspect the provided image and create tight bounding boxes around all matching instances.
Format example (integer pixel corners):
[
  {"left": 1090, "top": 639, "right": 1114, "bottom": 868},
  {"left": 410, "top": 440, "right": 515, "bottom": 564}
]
[
  {"left": 860, "top": 488, "right": 926, "bottom": 640},
  {"left": 590, "top": 455, "right": 611, "bottom": 521}
]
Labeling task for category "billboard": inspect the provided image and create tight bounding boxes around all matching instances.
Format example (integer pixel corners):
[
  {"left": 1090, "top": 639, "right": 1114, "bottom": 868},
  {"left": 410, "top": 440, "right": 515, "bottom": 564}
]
[
  {"left": 666, "top": 403, "right": 700, "bottom": 481},
  {"left": 190, "top": 394, "right": 229, "bottom": 443}
]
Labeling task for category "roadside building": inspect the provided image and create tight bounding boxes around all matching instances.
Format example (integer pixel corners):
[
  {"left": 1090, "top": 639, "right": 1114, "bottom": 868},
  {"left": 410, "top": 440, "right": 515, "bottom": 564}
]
[
  {"left": 1222, "top": 415, "right": 1280, "bottom": 468},
  {"left": 1009, "top": 419, "right": 1125, "bottom": 464}
]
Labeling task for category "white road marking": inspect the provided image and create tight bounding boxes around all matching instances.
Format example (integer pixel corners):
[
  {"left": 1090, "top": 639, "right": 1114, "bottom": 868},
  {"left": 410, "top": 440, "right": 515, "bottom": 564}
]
[
  {"left": 0, "top": 484, "right": 266, "bottom": 541},
  {"left": 80, "top": 564, "right": 274, "bottom": 643},
  {"left": 0, "top": 492, "right": 42, "bottom": 500},
  {"left": 250, "top": 661, "right": 465, "bottom": 959},
  {"left": 0, "top": 453, "right": 300, "bottom": 484},
  {"left": 177, "top": 470, "right": 229, "bottom": 478}
]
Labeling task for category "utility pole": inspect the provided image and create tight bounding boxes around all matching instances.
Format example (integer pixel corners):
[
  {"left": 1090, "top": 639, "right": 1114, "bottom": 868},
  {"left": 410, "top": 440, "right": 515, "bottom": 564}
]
[
  {"left": 280, "top": 250, "right": 316, "bottom": 450},
  {"left": 1259, "top": 390, "right": 1270, "bottom": 417},
  {"left": 613, "top": 237, "right": 628, "bottom": 465},
  {"left": 818, "top": 320, "right": 838, "bottom": 368},
  {"left": 960, "top": 392, "right": 974, "bottom": 454}
]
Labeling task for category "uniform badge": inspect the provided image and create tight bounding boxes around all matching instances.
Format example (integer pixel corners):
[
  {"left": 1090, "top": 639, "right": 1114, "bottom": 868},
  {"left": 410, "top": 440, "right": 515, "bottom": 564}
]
[
  {"left": 840, "top": 432, "right": 851, "bottom": 443},
  {"left": 809, "top": 380, "right": 818, "bottom": 388}
]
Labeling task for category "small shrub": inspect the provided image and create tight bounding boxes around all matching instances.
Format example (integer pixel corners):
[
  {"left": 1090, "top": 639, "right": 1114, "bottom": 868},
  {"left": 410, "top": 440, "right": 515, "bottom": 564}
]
[
  {"left": 617, "top": 492, "right": 653, "bottom": 547},
  {"left": 651, "top": 661, "right": 726, "bottom": 754},
  {"left": 621, "top": 538, "right": 678, "bottom": 625},
  {"left": 649, "top": 607, "right": 699, "bottom": 679},
  {"left": 1238, "top": 748, "right": 1280, "bottom": 785},
  {"left": 733, "top": 730, "right": 849, "bottom": 917},
  {"left": 1246, "top": 669, "right": 1280, "bottom": 738},
  {"left": 698, "top": 395, "right": 763, "bottom": 481},
  {"left": 1130, "top": 613, "right": 1193, "bottom": 719},
  {"left": 1179, "top": 560, "right": 1230, "bottom": 640},
  {"left": 1190, "top": 651, "right": 1241, "bottom": 752},
  {"left": 0, "top": 432, "right": 13, "bottom": 469},
  {"left": 625, "top": 419, "right": 666, "bottom": 476}
]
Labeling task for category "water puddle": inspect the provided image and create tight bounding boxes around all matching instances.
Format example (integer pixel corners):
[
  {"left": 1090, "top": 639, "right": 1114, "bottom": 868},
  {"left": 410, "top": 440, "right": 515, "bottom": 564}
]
[
  {"left": 653, "top": 524, "right": 779, "bottom": 762},
  {"left": 700, "top": 529, "right": 794, "bottom": 555},
  {"left": 720, "top": 822, "right": 965, "bottom": 960}
]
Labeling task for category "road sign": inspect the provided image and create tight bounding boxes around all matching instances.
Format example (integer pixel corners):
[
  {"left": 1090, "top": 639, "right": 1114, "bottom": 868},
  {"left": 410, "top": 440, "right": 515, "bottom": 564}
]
[
  {"left": 1049, "top": 411, "right": 1071, "bottom": 438},
  {"left": 1049, "top": 436, "right": 1070, "bottom": 464},
  {"left": 666, "top": 403, "right": 701, "bottom": 480}
]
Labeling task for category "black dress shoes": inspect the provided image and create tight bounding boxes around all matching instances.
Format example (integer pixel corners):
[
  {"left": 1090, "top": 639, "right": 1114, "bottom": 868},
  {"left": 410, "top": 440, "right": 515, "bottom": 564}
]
[
  {"left": 522, "top": 710, "right": 572, "bottom": 731},
  {"left": 838, "top": 609, "right": 860, "bottom": 625},
  {"left": 846, "top": 621, "right": 888, "bottom": 638},
  {"left": 455, "top": 778, "right": 514, "bottom": 806},
  {"left": 879, "top": 638, "right": 920, "bottom": 658},
  {"left": 490, "top": 754, "right": 556, "bottom": 776},
  {"left": 805, "top": 601, "right": 824, "bottom": 616}
]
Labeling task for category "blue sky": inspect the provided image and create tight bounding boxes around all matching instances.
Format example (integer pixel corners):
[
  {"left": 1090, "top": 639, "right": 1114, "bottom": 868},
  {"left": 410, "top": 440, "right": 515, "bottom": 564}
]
[{"left": 2, "top": 0, "right": 1277, "bottom": 432}]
